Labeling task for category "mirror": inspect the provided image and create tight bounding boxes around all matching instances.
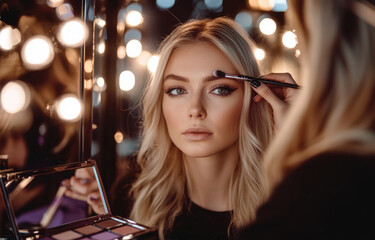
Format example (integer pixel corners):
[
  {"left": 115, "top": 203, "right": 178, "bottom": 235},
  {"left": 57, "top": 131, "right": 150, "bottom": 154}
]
[
  {"left": 0, "top": 161, "right": 105, "bottom": 238},
  {"left": 0, "top": 0, "right": 91, "bottom": 171}
]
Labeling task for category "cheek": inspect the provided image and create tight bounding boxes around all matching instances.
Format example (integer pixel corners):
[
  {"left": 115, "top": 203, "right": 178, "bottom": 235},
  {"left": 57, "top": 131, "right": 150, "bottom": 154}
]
[
  {"left": 162, "top": 99, "right": 179, "bottom": 131},
  {"left": 216, "top": 103, "right": 243, "bottom": 130}
]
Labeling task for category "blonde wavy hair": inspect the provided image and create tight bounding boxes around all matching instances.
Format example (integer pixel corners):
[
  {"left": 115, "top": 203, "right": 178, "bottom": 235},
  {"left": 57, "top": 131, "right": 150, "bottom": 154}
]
[
  {"left": 130, "top": 17, "right": 274, "bottom": 238},
  {"left": 263, "top": 0, "right": 375, "bottom": 194}
]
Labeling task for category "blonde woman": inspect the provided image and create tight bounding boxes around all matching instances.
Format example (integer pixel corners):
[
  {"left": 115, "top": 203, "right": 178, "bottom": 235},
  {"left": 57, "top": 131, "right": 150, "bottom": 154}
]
[
  {"left": 127, "top": 17, "right": 296, "bottom": 239},
  {"left": 236, "top": 0, "right": 375, "bottom": 239}
]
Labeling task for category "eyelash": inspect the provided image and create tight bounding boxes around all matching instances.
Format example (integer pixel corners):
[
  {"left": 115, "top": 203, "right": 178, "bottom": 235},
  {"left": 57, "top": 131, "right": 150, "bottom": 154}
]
[
  {"left": 165, "top": 85, "right": 238, "bottom": 97},
  {"left": 211, "top": 85, "right": 237, "bottom": 97}
]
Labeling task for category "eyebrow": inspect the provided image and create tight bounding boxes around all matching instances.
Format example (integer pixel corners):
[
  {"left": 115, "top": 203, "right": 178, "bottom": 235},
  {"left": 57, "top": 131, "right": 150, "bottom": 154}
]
[{"left": 163, "top": 74, "right": 231, "bottom": 83}]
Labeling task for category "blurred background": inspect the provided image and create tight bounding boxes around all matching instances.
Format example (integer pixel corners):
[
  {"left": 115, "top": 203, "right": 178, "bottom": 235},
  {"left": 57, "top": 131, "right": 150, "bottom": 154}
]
[{"left": 0, "top": 0, "right": 299, "bottom": 192}]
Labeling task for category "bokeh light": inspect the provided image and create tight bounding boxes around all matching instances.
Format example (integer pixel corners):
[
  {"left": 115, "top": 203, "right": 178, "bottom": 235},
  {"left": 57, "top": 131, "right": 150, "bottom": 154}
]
[
  {"left": 55, "top": 94, "right": 83, "bottom": 122},
  {"left": 21, "top": 35, "right": 54, "bottom": 70},
  {"left": 0, "top": 81, "right": 31, "bottom": 114},
  {"left": 126, "top": 10, "right": 143, "bottom": 26},
  {"left": 114, "top": 131, "right": 124, "bottom": 143},
  {"left": 156, "top": 0, "right": 175, "bottom": 10},
  {"left": 47, "top": 0, "right": 64, "bottom": 8},
  {"left": 204, "top": 0, "right": 223, "bottom": 10},
  {"left": 125, "top": 29, "right": 142, "bottom": 43},
  {"left": 254, "top": 48, "right": 265, "bottom": 61},
  {"left": 0, "top": 26, "right": 21, "bottom": 51},
  {"left": 235, "top": 11, "right": 253, "bottom": 32},
  {"left": 57, "top": 18, "right": 88, "bottom": 47},
  {"left": 126, "top": 39, "right": 142, "bottom": 58},
  {"left": 147, "top": 55, "right": 159, "bottom": 73},
  {"left": 98, "top": 42, "right": 105, "bottom": 54},
  {"left": 259, "top": 17, "right": 277, "bottom": 35},
  {"left": 56, "top": 3, "right": 74, "bottom": 21},
  {"left": 119, "top": 70, "right": 135, "bottom": 91},
  {"left": 117, "top": 45, "right": 126, "bottom": 59},
  {"left": 282, "top": 31, "right": 297, "bottom": 48}
]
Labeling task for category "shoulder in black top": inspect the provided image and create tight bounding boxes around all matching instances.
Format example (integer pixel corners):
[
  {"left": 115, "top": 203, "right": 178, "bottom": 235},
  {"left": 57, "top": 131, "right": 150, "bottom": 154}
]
[{"left": 235, "top": 152, "right": 375, "bottom": 240}]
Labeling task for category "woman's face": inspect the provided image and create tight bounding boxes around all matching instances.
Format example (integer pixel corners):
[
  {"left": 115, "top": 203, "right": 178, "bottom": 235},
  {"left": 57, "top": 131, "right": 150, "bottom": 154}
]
[{"left": 162, "top": 41, "right": 244, "bottom": 158}]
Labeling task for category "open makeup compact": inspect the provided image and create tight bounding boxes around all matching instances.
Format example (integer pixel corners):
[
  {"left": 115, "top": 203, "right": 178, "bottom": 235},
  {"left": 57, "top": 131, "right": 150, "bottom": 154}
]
[{"left": 0, "top": 160, "right": 157, "bottom": 240}]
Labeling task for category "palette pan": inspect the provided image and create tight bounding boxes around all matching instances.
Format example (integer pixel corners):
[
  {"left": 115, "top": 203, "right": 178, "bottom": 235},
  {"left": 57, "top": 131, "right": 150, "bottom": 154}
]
[{"left": 0, "top": 160, "right": 157, "bottom": 239}]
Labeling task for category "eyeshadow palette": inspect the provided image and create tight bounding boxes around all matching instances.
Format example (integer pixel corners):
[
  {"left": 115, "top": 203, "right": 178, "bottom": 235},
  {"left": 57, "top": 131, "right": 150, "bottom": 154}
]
[{"left": 0, "top": 160, "right": 157, "bottom": 240}]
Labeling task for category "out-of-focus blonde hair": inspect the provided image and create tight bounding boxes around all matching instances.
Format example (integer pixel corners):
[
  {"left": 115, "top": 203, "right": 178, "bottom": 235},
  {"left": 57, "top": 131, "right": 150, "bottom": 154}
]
[
  {"left": 264, "top": 0, "right": 375, "bottom": 194},
  {"left": 130, "top": 17, "right": 274, "bottom": 238}
]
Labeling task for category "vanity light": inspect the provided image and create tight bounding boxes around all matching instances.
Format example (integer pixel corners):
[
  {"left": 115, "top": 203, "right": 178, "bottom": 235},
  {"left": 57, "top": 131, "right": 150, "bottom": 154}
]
[
  {"left": 21, "top": 35, "right": 54, "bottom": 70},
  {"left": 57, "top": 18, "right": 88, "bottom": 48},
  {"left": 282, "top": 31, "right": 297, "bottom": 49},
  {"left": 126, "top": 10, "right": 143, "bottom": 27},
  {"left": 259, "top": 17, "right": 277, "bottom": 35},
  {"left": 147, "top": 55, "right": 159, "bottom": 73},
  {"left": 55, "top": 94, "right": 83, "bottom": 122},
  {"left": 0, "top": 81, "right": 31, "bottom": 114},
  {"left": 126, "top": 39, "right": 142, "bottom": 58},
  {"left": 119, "top": 70, "right": 135, "bottom": 91},
  {"left": 0, "top": 26, "right": 21, "bottom": 51},
  {"left": 254, "top": 48, "right": 265, "bottom": 61}
]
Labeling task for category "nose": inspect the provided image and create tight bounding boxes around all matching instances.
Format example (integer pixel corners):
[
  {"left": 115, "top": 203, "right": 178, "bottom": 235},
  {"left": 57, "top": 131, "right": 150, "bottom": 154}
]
[{"left": 189, "top": 93, "right": 206, "bottom": 119}]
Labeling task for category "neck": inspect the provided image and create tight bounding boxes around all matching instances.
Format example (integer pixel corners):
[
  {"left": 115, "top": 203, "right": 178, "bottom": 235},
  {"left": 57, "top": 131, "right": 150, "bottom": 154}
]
[{"left": 184, "top": 147, "right": 238, "bottom": 212}]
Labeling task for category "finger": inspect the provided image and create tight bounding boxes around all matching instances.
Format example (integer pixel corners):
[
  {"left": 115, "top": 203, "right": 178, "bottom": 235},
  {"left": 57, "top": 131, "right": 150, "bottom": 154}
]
[
  {"left": 88, "top": 193, "right": 106, "bottom": 214},
  {"left": 253, "top": 94, "right": 263, "bottom": 102},
  {"left": 250, "top": 80, "right": 286, "bottom": 112}
]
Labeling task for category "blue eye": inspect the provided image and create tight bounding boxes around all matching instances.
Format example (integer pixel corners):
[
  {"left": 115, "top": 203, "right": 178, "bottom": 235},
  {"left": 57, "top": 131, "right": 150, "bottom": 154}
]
[
  {"left": 211, "top": 86, "right": 237, "bottom": 96},
  {"left": 166, "top": 87, "right": 187, "bottom": 96}
]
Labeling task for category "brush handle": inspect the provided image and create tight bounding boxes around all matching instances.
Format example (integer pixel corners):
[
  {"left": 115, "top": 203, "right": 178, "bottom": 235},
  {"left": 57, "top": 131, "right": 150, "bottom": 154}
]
[{"left": 244, "top": 76, "right": 300, "bottom": 89}]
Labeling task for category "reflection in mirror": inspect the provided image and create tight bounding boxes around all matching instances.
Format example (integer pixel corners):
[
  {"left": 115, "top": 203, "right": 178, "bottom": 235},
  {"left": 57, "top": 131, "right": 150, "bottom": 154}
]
[
  {"left": 0, "top": 161, "right": 106, "bottom": 238},
  {"left": 0, "top": 1, "right": 87, "bottom": 171}
]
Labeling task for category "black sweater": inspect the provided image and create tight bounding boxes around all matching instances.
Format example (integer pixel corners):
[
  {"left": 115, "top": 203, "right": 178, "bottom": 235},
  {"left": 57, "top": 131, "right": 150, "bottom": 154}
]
[{"left": 235, "top": 152, "right": 375, "bottom": 240}]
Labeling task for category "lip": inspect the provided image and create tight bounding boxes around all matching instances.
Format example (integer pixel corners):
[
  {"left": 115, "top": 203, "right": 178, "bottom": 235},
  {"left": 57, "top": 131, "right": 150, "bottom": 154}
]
[{"left": 182, "top": 127, "right": 213, "bottom": 141}]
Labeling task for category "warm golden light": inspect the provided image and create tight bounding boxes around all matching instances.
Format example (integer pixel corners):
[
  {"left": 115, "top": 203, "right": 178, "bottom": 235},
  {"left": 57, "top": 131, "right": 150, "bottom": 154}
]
[
  {"left": 117, "top": 45, "right": 126, "bottom": 59},
  {"left": 21, "top": 35, "right": 54, "bottom": 70},
  {"left": 147, "top": 55, "right": 159, "bottom": 73},
  {"left": 119, "top": 70, "right": 135, "bottom": 91},
  {"left": 254, "top": 48, "right": 265, "bottom": 60},
  {"left": 57, "top": 18, "right": 88, "bottom": 47},
  {"left": 55, "top": 94, "right": 82, "bottom": 122},
  {"left": 282, "top": 31, "right": 297, "bottom": 48},
  {"left": 98, "top": 42, "right": 105, "bottom": 54},
  {"left": 114, "top": 132, "right": 124, "bottom": 143},
  {"left": 47, "top": 0, "right": 64, "bottom": 8},
  {"left": 0, "top": 81, "right": 31, "bottom": 114},
  {"left": 126, "top": 39, "right": 142, "bottom": 58},
  {"left": 84, "top": 59, "right": 93, "bottom": 73},
  {"left": 259, "top": 17, "right": 277, "bottom": 35},
  {"left": 126, "top": 10, "right": 143, "bottom": 26},
  {"left": 0, "top": 26, "right": 21, "bottom": 51}
]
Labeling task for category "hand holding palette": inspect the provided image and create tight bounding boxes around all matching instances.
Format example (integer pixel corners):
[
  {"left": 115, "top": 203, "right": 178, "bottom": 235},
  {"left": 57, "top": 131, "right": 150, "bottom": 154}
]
[{"left": 0, "top": 160, "right": 157, "bottom": 240}]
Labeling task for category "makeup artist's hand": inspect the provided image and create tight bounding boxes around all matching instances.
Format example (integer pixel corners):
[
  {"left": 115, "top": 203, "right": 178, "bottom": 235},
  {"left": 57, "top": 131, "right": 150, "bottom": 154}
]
[
  {"left": 61, "top": 168, "right": 106, "bottom": 215},
  {"left": 251, "top": 73, "right": 299, "bottom": 130}
]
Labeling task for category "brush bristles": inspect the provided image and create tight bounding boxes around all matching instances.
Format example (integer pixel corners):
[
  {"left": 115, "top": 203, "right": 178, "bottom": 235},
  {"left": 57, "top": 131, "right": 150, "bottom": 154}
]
[{"left": 213, "top": 70, "right": 226, "bottom": 78}]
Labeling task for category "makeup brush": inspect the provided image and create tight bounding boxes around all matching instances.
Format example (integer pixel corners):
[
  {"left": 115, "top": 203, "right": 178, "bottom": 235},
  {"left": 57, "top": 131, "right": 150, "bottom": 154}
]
[{"left": 213, "top": 70, "right": 300, "bottom": 89}]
